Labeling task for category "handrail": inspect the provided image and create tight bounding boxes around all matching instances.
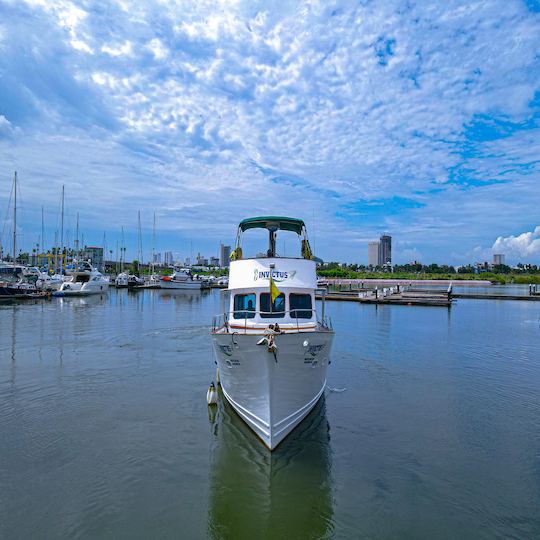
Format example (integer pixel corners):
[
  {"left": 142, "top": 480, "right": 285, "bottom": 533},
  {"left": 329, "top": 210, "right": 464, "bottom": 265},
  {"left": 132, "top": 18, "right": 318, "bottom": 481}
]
[
  {"left": 211, "top": 308, "right": 333, "bottom": 333},
  {"left": 229, "top": 308, "right": 316, "bottom": 317}
]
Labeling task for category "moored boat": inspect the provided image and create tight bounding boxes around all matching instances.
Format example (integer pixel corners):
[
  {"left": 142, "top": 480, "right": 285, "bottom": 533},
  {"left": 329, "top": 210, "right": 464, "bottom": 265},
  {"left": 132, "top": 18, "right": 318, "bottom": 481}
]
[
  {"left": 160, "top": 268, "right": 204, "bottom": 289},
  {"left": 210, "top": 216, "right": 334, "bottom": 450},
  {"left": 127, "top": 274, "right": 145, "bottom": 289},
  {"left": 115, "top": 272, "right": 129, "bottom": 288},
  {"left": 0, "top": 263, "right": 46, "bottom": 299},
  {"left": 143, "top": 274, "right": 162, "bottom": 288},
  {"left": 53, "top": 261, "right": 109, "bottom": 297}
]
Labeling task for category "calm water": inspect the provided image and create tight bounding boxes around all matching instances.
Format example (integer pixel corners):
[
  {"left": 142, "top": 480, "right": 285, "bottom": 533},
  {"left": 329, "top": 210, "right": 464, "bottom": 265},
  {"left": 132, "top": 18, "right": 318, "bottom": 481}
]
[{"left": 1, "top": 289, "right": 539, "bottom": 539}]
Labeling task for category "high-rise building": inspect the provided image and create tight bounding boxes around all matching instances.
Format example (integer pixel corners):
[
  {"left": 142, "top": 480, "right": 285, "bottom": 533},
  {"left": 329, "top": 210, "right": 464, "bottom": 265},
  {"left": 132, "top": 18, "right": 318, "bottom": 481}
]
[
  {"left": 378, "top": 235, "right": 392, "bottom": 266},
  {"left": 153, "top": 252, "right": 161, "bottom": 264},
  {"left": 80, "top": 246, "right": 104, "bottom": 270},
  {"left": 368, "top": 242, "right": 379, "bottom": 267},
  {"left": 493, "top": 253, "right": 505, "bottom": 266},
  {"left": 220, "top": 244, "right": 231, "bottom": 267},
  {"left": 210, "top": 256, "right": 220, "bottom": 267},
  {"left": 164, "top": 251, "right": 173, "bottom": 266}
]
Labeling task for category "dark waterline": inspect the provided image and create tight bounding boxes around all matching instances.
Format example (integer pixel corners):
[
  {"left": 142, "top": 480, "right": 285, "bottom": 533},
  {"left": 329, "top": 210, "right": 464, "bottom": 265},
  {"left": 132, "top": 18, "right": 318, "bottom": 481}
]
[{"left": 1, "top": 289, "right": 539, "bottom": 539}]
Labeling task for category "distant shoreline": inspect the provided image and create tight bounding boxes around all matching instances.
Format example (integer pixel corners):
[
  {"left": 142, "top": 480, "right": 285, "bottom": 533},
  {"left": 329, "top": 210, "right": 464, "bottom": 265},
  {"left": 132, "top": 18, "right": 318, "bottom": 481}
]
[
  {"left": 319, "top": 278, "right": 492, "bottom": 287},
  {"left": 317, "top": 272, "right": 540, "bottom": 285}
]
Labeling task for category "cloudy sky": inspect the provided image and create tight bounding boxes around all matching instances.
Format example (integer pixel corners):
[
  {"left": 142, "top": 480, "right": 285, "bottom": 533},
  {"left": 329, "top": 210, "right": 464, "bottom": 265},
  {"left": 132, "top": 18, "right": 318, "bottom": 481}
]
[{"left": 0, "top": 0, "right": 539, "bottom": 264}]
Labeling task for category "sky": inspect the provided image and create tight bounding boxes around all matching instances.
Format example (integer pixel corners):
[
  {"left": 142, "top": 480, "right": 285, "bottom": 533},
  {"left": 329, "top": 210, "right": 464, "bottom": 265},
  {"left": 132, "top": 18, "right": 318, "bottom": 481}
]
[{"left": 0, "top": 0, "right": 539, "bottom": 265}]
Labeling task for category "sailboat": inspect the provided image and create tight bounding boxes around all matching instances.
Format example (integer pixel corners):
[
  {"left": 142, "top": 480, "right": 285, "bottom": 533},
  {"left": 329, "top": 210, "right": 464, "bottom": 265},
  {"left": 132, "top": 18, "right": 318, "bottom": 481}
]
[
  {"left": 210, "top": 216, "right": 334, "bottom": 450},
  {"left": 145, "top": 211, "right": 161, "bottom": 288},
  {"left": 0, "top": 173, "right": 40, "bottom": 298}
]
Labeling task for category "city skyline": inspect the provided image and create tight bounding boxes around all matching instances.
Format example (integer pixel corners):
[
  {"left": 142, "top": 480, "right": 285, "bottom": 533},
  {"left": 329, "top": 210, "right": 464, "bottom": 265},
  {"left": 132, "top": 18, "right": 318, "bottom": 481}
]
[
  {"left": 0, "top": 186, "right": 538, "bottom": 266},
  {"left": 0, "top": 2, "right": 539, "bottom": 264}
]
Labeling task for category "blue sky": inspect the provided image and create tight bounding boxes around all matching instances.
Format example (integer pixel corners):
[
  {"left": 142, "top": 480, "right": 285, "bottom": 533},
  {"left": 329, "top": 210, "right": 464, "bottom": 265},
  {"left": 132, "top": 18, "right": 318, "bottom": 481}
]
[{"left": 0, "top": 0, "right": 539, "bottom": 264}]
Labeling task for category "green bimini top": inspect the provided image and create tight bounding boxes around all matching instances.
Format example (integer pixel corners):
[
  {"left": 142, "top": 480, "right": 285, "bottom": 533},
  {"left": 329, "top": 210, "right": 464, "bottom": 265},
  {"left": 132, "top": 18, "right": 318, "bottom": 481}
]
[{"left": 238, "top": 216, "right": 305, "bottom": 234}]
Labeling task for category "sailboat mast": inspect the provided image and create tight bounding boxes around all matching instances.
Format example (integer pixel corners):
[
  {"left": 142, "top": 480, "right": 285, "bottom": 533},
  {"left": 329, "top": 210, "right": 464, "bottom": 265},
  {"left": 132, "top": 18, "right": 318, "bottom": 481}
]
[
  {"left": 137, "top": 210, "right": 142, "bottom": 265},
  {"left": 41, "top": 205, "right": 44, "bottom": 254},
  {"left": 12, "top": 171, "right": 17, "bottom": 262},
  {"left": 152, "top": 211, "right": 156, "bottom": 274},
  {"left": 75, "top": 212, "right": 79, "bottom": 254},
  {"left": 60, "top": 185, "right": 64, "bottom": 254},
  {"left": 121, "top": 226, "right": 124, "bottom": 271}
]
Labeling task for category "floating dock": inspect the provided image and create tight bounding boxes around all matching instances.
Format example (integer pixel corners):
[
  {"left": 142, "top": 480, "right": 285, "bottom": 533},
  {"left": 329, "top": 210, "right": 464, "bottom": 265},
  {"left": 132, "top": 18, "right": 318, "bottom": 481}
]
[
  {"left": 316, "top": 290, "right": 453, "bottom": 307},
  {"left": 316, "top": 281, "right": 540, "bottom": 307}
]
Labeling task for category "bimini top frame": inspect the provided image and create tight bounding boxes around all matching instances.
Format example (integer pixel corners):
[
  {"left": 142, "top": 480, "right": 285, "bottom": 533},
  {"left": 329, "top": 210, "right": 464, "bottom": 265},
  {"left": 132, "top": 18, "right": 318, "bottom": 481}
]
[
  {"left": 238, "top": 216, "right": 305, "bottom": 234},
  {"left": 232, "top": 216, "right": 312, "bottom": 260}
]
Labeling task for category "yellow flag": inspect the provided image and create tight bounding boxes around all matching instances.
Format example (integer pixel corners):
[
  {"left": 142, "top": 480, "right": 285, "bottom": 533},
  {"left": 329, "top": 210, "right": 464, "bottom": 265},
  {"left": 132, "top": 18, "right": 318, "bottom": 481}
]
[{"left": 270, "top": 274, "right": 280, "bottom": 303}]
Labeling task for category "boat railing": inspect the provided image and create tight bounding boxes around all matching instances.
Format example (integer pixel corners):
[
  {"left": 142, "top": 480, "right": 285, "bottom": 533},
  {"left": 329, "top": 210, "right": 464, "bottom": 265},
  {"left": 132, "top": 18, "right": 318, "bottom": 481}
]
[{"left": 212, "top": 309, "right": 333, "bottom": 333}]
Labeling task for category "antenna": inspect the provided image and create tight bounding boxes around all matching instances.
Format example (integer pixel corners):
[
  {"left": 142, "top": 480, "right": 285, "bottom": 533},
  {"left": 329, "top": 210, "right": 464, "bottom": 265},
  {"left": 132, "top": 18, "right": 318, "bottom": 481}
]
[{"left": 312, "top": 208, "right": 315, "bottom": 254}]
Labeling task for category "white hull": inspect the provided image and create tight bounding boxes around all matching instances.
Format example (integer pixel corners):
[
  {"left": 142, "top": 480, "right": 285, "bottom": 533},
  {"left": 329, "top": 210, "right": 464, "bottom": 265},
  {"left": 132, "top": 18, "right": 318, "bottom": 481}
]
[
  {"left": 54, "top": 281, "right": 109, "bottom": 296},
  {"left": 212, "top": 330, "right": 333, "bottom": 450},
  {"left": 160, "top": 279, "right": 202, "bottom": 290}
]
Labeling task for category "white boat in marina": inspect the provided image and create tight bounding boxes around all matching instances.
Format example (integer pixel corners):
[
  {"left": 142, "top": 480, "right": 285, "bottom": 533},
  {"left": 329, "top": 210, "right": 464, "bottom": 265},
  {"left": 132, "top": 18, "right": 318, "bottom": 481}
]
[
  {"left": 34, "top": 269, "right": 64, "bottom": 291},
  {"left": 53, "top": 261, "right": 109, "bottom": 297},
  {"left": 211, "top": 216, "right": 334, "bottom": 450},
  {"left": 127, "top": 274, "right": 145, "bottom": 289},
  {"left": 144, "top": 274, "right": 162, "bottom": 289},
  {"left": 160, "top": 268, "right": 205, "bottom": 289},
  {"left": 0, "top": 263, "right": 44, "bottom": 298},
  {"left": 115, "top": 272, "right": 129, "bottom": 288}
]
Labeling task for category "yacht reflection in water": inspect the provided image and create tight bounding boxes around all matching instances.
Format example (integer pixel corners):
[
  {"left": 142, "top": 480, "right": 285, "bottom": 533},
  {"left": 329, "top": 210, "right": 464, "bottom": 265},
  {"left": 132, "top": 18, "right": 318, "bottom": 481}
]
[{"left": 208, "top": 391, "right": 333, "bottom": 539}]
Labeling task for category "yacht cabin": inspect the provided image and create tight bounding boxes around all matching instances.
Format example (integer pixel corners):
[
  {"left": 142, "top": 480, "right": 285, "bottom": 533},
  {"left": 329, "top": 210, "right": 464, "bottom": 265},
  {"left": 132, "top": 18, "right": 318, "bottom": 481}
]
[{"left": 219, "top": 216, "right": 324, "bottom": 333}]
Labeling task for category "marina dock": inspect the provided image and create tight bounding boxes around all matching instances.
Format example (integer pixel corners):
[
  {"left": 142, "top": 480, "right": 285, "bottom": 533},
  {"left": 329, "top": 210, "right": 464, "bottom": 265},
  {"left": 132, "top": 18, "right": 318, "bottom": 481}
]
[
  {"left": 316, "top": 290, "right": 453, "bottom": 307},
  {"left": 316, "top": 280, "right": 540, "bottom": 307}
]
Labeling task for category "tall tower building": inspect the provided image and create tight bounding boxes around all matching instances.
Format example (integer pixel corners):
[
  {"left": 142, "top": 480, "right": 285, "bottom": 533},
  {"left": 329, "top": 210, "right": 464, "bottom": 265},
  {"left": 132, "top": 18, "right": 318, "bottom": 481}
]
[
  {"left": 368, "top": 242, "right": 379, "bottom": 267},
  {"left": 220, "top": 244, "right": 231, "bottom": 267},
  {"left": 378, "top": 235, "right": 392, "bottom": 266}
]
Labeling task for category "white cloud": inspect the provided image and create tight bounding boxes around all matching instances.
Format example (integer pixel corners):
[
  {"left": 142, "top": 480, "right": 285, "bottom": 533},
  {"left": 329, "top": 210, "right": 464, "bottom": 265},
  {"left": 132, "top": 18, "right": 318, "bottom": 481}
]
[
  {"left": 0, "top": 115, "right": 15, "bottom": 138},
  {"left": 492, "top": 227, "right": 540, "bottom": 259},
  {"left": 1, "top": 0, "right": 539, "bottom": 261},
  {"left": 145, "top": 38, "right": 167, "bottom": 60},
  {"left": 101, "top": 40, "right": 133, "bottom": 57}
]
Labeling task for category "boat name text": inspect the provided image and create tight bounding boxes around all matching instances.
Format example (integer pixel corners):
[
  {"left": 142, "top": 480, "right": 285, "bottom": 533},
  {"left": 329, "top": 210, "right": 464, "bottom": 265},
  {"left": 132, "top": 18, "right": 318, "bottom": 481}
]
[{"left": 254, "top": 269, "right": 297, "bottom": 282}]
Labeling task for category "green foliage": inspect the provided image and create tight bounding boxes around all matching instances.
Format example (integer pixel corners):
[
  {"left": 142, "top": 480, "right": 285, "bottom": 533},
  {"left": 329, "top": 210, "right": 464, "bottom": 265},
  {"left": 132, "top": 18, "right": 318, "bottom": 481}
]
[{"left": 317, "top": 269, "right": 540, "bottom": 284}]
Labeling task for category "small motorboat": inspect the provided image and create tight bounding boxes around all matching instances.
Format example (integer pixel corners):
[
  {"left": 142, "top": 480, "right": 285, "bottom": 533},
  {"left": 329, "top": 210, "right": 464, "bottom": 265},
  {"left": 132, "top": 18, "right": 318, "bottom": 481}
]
[
  {"left": 53, "top": 261, "right": 109, "bottom": 297},
  {"left": 160, "top": 268, "right": 204, "bottom": 289},
  {"left": 115, "top": 272, "right": 129, "bottom": 288},
  {"left": 127, "top": 274, "right": 145, "bottom": 289},
  {"left": 35, "top": 270, "right": 64, "bottom": 291},
  {"left": 144, "top": 274, "right": 162, "bottom": 289}
]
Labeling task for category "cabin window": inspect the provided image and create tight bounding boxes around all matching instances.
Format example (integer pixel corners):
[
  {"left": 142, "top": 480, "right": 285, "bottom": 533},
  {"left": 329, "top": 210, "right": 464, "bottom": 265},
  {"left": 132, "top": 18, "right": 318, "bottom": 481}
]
[
  {"left": 290, "top": 293, "right": 312, "bottom": 319},
  {"left": 233, "top": 293, "right": 256, "bottom": 319},
  {"left": 260, "top": 293, "right": 285, "bottom": 318}
]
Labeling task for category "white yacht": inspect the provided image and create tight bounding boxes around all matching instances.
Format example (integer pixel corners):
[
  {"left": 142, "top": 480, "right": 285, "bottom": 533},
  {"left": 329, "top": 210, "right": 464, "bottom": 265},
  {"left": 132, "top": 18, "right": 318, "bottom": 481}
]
[
  {"left": 0, "top": 263, "right": 42, "bottom": 298},
  {"left": 160, "top": 268, "right": 204, "bottom": 289},
  {"left": 34, "top": 269, "right": 64, "bottom": 291},
  {"left": 211, "top": 216, "right": 334, "bottom": 450},
  {"left": 115, "top": 272, "right": 129, "bottom": 288},
  {"left": 53, "top": 261, "right": 109, "bottom": 297}
]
